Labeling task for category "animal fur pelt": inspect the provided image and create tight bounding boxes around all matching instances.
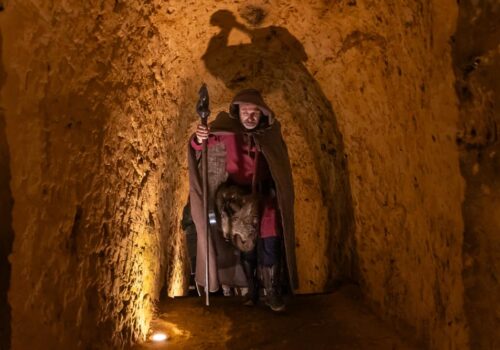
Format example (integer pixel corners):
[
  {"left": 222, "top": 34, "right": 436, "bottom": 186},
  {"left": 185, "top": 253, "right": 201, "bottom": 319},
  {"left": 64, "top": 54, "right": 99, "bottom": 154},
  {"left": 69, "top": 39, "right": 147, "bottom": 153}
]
[{"left": 215, "top": 183, "right": 259, "bottom": 252}]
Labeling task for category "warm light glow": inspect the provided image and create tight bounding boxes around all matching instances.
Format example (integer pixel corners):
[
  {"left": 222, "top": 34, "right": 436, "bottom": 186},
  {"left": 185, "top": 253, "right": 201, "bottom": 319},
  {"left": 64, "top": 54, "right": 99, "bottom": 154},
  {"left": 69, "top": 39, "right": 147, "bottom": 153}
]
[
  {"left": 151, "top": 332, "right": 168, "bottom": 342},
  {"left": 168, "top": 178, "right": 192, "bottom": 297}
]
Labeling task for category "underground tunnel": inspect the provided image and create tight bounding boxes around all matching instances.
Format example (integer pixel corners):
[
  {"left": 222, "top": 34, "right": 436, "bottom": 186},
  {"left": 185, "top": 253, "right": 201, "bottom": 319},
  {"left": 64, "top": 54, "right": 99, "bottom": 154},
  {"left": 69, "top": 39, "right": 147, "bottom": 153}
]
[{"left": 0, "top": 0, "right": 499, "bottom": 349}]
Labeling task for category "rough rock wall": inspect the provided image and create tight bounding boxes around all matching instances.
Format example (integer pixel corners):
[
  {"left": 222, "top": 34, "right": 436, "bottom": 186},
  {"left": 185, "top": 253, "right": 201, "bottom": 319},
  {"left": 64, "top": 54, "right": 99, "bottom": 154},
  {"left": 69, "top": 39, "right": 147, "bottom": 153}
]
[
  {"left": 248, "top": 1, "right": 465, "bottom": 348},
  {"left": 1, "top": 0, "right": 471, "bottom": 348},
  {"left": 0, "top": 1, "right": 188, "bottom": 348},
  {"left": 330, "top": 1, "right": 468, "bottom": 347},
  {"left": 454, "top": 0, "right": 500, "bottom": 348}
]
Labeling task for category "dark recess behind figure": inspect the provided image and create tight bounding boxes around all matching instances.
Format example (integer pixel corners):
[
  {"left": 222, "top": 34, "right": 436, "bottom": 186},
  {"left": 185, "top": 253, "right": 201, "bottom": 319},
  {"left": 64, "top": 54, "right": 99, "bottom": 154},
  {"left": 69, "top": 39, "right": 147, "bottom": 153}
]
[{"left": 0, "top": 28, "right": 14, "bottom": 350}]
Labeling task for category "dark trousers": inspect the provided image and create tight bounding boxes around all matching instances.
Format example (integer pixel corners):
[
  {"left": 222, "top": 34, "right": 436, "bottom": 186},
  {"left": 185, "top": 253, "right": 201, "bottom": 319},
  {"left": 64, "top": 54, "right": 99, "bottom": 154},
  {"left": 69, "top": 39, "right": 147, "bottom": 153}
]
[{"left": 240, "top": 236, "right": 281, "bottom": 267}]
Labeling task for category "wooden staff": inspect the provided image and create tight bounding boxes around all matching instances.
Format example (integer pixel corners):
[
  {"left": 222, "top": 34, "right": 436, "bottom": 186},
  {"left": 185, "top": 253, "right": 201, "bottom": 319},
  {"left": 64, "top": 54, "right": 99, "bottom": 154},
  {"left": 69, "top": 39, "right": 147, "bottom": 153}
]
[{"left": 196, "top": 83, "right": 210, "bottom": 306}]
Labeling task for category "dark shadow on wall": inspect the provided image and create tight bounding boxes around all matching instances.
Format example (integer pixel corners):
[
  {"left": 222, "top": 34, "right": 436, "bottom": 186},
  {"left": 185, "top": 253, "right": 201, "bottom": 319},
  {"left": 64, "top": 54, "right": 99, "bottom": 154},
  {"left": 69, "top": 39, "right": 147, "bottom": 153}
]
[
  {"left": 202, "top": 9, "right": 358, "bottom": 290},
  {"left": 0, "top": 29, "right": 14, "bottom": 350},
  {"left": 453, "top": 0, "right": 500, "bottom": 348}
]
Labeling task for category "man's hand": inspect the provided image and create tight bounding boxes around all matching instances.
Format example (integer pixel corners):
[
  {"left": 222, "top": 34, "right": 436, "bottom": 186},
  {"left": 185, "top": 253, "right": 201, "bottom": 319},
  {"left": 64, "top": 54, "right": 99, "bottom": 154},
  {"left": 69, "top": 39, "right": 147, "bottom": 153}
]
[{"left": 195, "top": 124, "right": 210, "bottom": 144}]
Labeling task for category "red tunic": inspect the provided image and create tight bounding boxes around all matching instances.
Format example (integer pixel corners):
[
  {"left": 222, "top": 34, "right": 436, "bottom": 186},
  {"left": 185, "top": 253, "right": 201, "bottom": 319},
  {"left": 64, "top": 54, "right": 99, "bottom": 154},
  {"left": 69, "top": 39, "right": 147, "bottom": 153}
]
[{"left": 191, "top": 133, "right": 278, "bottom": 237}]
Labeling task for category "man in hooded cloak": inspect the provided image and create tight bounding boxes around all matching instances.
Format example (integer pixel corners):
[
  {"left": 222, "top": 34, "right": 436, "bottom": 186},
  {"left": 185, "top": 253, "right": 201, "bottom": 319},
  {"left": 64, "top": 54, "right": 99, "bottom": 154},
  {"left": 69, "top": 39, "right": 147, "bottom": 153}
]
[{"left": 187, "top": 89, "right": 297, "bottom": 311}]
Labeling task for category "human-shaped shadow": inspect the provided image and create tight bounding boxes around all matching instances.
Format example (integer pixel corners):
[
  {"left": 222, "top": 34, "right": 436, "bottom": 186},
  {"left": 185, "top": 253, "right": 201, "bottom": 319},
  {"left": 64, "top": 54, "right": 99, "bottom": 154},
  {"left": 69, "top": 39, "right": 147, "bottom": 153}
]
[
  {"left": 202, "top": 9, "right": 357, "bottom": 290},
  {"left": 202, "top": 10, "right": 307, "bottom": 92}
]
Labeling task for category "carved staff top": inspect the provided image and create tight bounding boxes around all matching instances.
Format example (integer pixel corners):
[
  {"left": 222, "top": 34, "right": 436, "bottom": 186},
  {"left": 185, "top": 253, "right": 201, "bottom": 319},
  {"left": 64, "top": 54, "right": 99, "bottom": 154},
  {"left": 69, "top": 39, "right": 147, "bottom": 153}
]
[{"left": 196, "top": 83, "right": 210, "bottom": 121}]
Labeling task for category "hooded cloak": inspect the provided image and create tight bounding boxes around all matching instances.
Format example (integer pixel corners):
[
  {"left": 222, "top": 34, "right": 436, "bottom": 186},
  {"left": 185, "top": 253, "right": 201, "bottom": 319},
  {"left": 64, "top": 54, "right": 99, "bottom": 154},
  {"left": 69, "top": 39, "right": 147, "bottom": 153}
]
[{"left": 188, "top": 89, "right": 298, "bottom": 292}]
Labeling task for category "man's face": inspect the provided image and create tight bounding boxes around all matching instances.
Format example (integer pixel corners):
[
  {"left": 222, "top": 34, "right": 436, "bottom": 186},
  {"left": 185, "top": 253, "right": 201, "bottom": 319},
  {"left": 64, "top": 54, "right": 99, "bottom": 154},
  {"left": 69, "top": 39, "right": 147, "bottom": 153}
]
[{"left": 238, "top": 103, "right": 262, "bottom": 130}]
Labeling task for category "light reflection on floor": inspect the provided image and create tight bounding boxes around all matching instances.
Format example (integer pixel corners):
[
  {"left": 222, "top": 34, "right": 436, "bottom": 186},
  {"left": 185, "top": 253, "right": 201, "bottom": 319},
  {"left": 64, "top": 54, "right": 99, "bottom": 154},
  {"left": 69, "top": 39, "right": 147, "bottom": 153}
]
[{"left": 134, "top": 285, "right": 420, "bottom": 350}]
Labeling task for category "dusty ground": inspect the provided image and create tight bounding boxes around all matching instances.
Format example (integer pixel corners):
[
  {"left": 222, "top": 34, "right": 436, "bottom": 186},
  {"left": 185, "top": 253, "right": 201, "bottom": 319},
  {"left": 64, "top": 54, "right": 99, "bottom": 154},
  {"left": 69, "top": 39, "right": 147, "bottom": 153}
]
[{"left": 134, "top": 286, "right": 419, "bottom": 350}]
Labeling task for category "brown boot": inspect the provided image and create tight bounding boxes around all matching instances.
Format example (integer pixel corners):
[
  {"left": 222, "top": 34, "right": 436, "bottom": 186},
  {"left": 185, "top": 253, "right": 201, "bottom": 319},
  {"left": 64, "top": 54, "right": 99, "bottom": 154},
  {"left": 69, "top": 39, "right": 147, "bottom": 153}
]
[{"left": 261, "top": 265, "right": 285, "bottom": 312}]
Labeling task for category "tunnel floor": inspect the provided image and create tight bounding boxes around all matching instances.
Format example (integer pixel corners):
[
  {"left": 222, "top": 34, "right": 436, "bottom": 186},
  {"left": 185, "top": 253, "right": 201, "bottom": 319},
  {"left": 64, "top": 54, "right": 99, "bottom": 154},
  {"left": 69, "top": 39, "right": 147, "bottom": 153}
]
[{"left": 133, "top": 285, "right": 418, "bottom": 349}]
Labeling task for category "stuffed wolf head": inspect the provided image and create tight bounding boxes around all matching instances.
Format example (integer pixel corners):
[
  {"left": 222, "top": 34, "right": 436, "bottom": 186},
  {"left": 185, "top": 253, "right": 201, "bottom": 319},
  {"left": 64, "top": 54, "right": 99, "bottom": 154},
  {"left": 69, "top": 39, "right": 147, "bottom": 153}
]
[{"left": 216, "top": 184, "right": 259, "bottom": 252}]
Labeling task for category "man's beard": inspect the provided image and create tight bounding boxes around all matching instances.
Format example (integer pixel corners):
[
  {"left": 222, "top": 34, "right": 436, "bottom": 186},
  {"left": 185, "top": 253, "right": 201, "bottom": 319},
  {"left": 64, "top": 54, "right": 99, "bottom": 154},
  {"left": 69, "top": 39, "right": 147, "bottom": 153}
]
[{"left": 242, "top": 121, "right": 258, "bottom": 129}]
